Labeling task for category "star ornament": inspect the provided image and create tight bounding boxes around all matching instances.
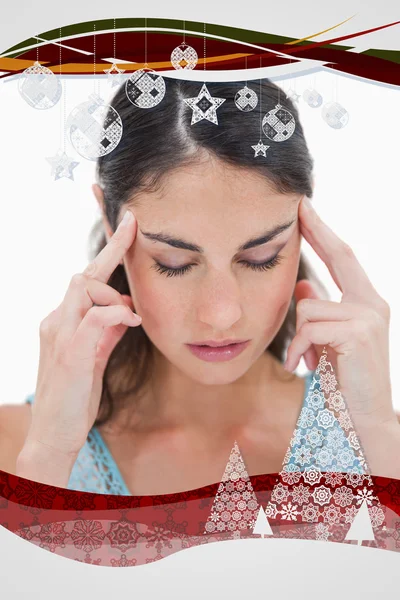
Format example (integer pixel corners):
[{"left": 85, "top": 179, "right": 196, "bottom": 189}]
[
  {"left": 104, "top": 63, "right": 126, "bottom": 88},
  {"left": 251, "top": 139, "right": 270, "bottom": 157},
  {"left": 183, "top": 83, "right": 226, "bottom": 125},
  {"left": 46, "top": 150, "right": 79, "bottom": 181},
  {"left": 286, "top": 89, "right": 301, "bottom": 103}
]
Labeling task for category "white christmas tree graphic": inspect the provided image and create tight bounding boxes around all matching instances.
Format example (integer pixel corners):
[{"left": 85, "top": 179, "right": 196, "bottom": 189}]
[
  {"left": 344, "top": 499, "right": 376, "bottom": 546},
  {"left": 265, "top": 347, "right": 386, "bottom": 542},
  {"left": 252, "top": 506, "right": 274, "bottom": 538},
  {"left": 204, "top": 440, "right": 260, "bottom": 540}
]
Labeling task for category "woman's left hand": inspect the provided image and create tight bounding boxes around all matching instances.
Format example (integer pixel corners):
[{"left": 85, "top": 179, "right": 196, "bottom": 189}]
[{"left": 285, "top": 195, "right": 398, "bottom": 443}]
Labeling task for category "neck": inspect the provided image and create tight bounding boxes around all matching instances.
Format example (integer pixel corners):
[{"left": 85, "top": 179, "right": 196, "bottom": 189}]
[{"left": 132, "top": 348, "right": 286, "bottom": 434}]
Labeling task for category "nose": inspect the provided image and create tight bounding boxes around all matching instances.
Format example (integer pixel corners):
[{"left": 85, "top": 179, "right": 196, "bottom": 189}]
[{"left": 195, "top": 269, "right": 243, "bottom": 330}]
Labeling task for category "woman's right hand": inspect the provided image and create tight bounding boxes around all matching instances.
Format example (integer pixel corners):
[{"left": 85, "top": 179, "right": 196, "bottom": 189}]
[{"left": 21, "top": 208, "right": 142, "bottom": 464}]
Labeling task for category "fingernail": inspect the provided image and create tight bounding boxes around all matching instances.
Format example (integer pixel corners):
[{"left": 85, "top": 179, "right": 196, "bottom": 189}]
[
  {"left": 121, "top": 210, "right": 134, "bottom": 225},
  {"left": 303, "top": 197, "right": 313, "bottom": 210}
]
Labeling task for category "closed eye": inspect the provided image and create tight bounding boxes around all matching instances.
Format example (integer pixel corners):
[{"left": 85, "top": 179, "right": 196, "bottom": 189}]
[{"left": 151, "top": 254, "right": 284, "bottom": 278}]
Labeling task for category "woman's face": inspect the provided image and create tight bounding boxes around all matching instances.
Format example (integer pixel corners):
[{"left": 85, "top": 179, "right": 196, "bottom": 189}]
[{"left": 111, "top": 156, "right": 303, "bottom": 385}]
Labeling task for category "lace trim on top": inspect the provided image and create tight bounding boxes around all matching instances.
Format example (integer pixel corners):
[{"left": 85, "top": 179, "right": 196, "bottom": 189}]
[
  {"left": 23, "top": 392, "right": 130, "bottom": 496},
  {"left": 23, "top": 370, "right": 315, "bottom": 496}
]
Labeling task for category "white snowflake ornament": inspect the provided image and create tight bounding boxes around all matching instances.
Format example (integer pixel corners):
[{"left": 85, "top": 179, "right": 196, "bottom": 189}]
[
  {"left": 18, "top": 61, "right": 62, "bottom": 109},
  {"left": 170, "top": 42, "right": 198, "bottom": 70},
  {"left": 322, "top": 101, "right": 349, "bottom": 129},
  {"left": 252, "top": 139, "right": 270, "bottom": 157},
  {"left": 125, "top": 67, "right": 166, "bottom": 108},
  {"left": 285, "top": 89, "right": 301, "bottom": 103},
  {"left": 104, "top": 63, "right": 126, "bottom": 88},
  {"left": 303, "top": 88, "right": 323, "bottom": 108},
  {"left": 234, "top": 85, "right": 258, "bottom": 112},
  {"left": 66, "top": 93, "right": 123, "bottom": 161},
  {"left": 262, "top": 103, "right": 296, "bottom": 142},
  {"left": 183, "top": 83, "right": 226, "bottom": 125},
  {"left": 46, "top": 149, "right": 79, "bottom": 181}
]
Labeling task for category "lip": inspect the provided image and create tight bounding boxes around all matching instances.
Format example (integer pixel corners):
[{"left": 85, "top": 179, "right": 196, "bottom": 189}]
[
  {"left": 186, "top": 340, "right": 250, "bottom": 362},
  {"left": 190, "top": 339, "right": 248, "bottom": 347}
]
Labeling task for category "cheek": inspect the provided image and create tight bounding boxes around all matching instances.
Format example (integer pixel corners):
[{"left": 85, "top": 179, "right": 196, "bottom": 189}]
[
  {"left": 251, "top": 253, "right": 298, "bottom": 331},
  {"left": 124, "top": 260, "right": 181, "bottom": 339}
]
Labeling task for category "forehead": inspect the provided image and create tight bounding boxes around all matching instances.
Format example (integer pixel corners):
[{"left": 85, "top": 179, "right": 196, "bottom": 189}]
[{"left": 128, "top": 156, "right": 299, "bottom": 229}]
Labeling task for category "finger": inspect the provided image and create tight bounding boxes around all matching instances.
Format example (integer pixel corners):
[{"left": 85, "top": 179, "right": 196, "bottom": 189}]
[
  {"left": 85, "top": 281, "right": 136, "bottom": 310},
  {"left": 293, "top": 279, "right": 321, "bottom": 371},
  {"left": 295, "top": 298, "right": 360, "bottom": 372},
  {"left": 91, "top": 303, "right": 137, "bottom": 381},
  {"left": 58, "top": 275, "right": 138, "bottom": 342},
  {"left": 285, "top": 321, "right": 353, "bottom": 372},
  {"left": 95, "top": 318, "right": 131, "bottom": 367},
  {"left": 298, "top": 197, "right": 379, "bottom": 305},
  {"left": 70, "top": 305, "right": 142, "bottom": 363},
  {"left": 296, "top": 298, "right": 358, "bottom": 334},
  {"left": 82, "top": 209, "right": 137, "bottom": 283}
]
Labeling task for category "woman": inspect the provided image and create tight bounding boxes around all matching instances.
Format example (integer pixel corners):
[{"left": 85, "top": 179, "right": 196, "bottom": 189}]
[{"left": 3, "top": 76, "right": 400, "bottom": 495}]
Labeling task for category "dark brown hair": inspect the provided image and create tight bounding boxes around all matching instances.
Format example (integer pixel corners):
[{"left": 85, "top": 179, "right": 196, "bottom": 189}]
[{"left": 88, "top": 76, "right": 328, "bottom": 429}]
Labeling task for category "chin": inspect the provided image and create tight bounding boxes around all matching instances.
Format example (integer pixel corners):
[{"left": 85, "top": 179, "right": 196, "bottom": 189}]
[{"left": 182, "top": 360, "right": 253, "bottom": 386}]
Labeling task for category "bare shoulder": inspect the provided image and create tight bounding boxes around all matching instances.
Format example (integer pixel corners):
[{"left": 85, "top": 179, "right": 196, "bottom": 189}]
[{"left": 0, "top": 403, "right": 32, "bottom": 475}]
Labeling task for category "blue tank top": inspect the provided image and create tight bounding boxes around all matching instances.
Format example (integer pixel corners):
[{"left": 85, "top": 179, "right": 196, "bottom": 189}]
[{"left": 23, "top": 369, "right": 364, "bottom": 495}]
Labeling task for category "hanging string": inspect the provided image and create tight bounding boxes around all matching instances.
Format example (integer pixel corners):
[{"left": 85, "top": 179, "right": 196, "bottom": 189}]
[
  {"left": 63, "top": 50, "right": 67, "bottom": 150},
  {"left": 114, "top": 17, "right": 116, "bottom": 59},
  {"left": 310, "top": 70, "right": 316, "bottom": 91},
  {"left": 278, "top": 64, "right": 280, "bottom": 106},
  {"left": 245, "top": 55, "right": 247, "bottom": 87},
  {"left": 259, "top": 56, "right": 262, "bottom": 140},
  {"left": 203, "top": 22, "right": 206, "bottom": 82},
  {"left": 59, "top": 27, "right": 64, "bottom": 151},
  {"left": 291, "top": 58, "right": 296, "bottom": 95},
  {"left": 292, "top": 61, "right": 297, "bottom": 95},
  {"left": 183, "top": 19, "right": 185, "bottom": 44},
  {"left": 144, "top": 16, "right": 148, "bottom": 67},
  {"left": 93, "top": 23, "right": 96, "bottom": 94}
]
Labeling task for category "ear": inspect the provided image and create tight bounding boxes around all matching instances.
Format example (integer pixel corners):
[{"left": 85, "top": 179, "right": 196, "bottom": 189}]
[{"left": 92, "top": 183, "right": 113, "bottom": 243}]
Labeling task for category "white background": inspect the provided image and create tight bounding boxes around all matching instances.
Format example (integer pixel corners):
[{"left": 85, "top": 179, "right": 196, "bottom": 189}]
[
  {"left": 1, "top": 0, "right": 400, "bottom": 595},
  {"left": 1, "top": 67, "right": 399, "bottom": 408}
]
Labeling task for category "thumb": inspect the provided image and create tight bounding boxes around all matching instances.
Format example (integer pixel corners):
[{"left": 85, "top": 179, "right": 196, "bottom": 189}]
[
  {"left": 293, "top": 279, "right": 324, "bottom": 372},
  {"left": 95, "top": 294, "right": 137, "bottom": 368}
]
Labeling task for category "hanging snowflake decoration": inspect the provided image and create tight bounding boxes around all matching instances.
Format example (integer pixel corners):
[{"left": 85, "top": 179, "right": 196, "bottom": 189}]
[
  {"left": 234, "top": 85, "right": 258, "bottom": 112},
  {"left": 45, "top": 149, "right": 79, "bottom": 181},
  {"left": 104, "top": 63, "right": 126, "bottom": 88},
  {"left": 125, "top": 67, "right": 166, "bottom": 108},
  {"left": 18, "top": 61, "right": 62, "bottom": 110},
  {"left": 285, "top": 88, "right": 301, "bottom": 103},
  {"left": 322, "top": 101, "right": 349, "bottom": 129},
  {"left": 251, "top": 139, "right": 270, "bottom": 157},
  {"left": 170, "top": 42, "right": 198, "bottom": 70},
  {"left": 183, "top": 83, "right": 226, "bottom": 125},
  {"left": 66, "top": 93, "right": 123, "bottom": 161},
  {"left": 262, "top": 103, "right": 296, "bottom": 142},
  {"left": 303, "top": 88, "right": 323, "bottom": 108}
]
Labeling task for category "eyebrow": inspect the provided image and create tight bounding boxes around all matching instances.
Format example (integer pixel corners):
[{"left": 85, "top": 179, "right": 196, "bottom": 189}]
[{"left": 140, "top": 218, "right": 296, "bottom": 254}]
